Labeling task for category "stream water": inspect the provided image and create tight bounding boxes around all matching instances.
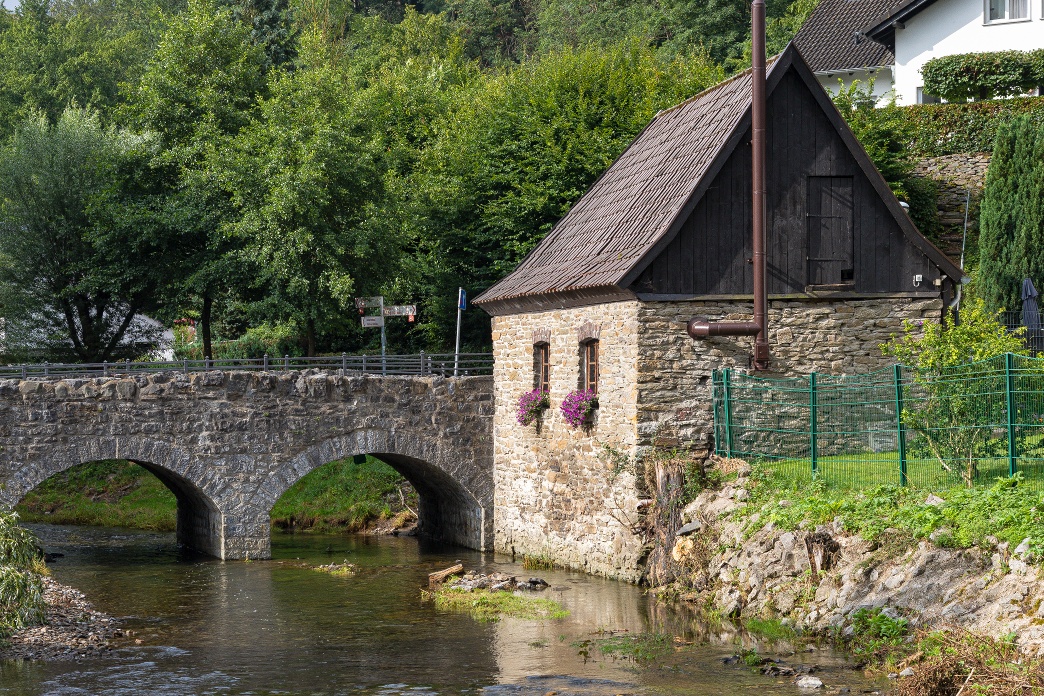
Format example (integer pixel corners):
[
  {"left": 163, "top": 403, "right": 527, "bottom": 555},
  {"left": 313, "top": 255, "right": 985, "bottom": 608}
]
[{"left": 1, "top": 525, "right": 883, "bottom": 695}]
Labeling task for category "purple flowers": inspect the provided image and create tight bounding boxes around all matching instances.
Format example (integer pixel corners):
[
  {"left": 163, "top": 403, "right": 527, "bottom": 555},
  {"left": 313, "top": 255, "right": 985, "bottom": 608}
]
[
  {"left": 516, "top": 389, "right": 550, "bottom": 426},
  {"left": 560, "top": 389, "right": 597, "bottom": 428}
]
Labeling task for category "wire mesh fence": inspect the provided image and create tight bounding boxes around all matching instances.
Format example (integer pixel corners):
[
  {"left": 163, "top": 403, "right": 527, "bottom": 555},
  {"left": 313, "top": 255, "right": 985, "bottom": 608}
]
[{"left": 712, "top": 353, "right": 1044, "bottom": 490}]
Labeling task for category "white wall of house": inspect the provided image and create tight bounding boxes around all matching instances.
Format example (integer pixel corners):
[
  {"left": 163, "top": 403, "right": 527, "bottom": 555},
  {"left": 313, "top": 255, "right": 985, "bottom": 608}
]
[
  {"left": 893, "top": 0, "right": 1044, "bottom": 105},
  {"left": 816, "top": 67, "right": 895, "bottom": 104}
]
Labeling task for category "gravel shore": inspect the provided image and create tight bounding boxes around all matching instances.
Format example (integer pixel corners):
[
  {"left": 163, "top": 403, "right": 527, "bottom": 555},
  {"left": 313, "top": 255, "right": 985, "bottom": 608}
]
[{"left": 0, "top": 576, "right": 125, "bottom": 661}]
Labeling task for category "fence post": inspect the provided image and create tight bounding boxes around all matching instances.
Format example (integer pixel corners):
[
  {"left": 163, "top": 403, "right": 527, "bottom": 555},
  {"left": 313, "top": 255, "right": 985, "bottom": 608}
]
[
  {"left": 1006, "top": 351, "right": 1018, "bottom": 478},
  {"left": 102, "top": 361, "right": 107, "bottom": 378},
  {"left": 183, "top": 358, "right": 188, "bottom": 374},
  {"left": 43, "top": 361, "right": 49, "bottom": 377},
  {"left": 894, "top": 364, "right": 908, "bottom": 486},
  {"left": 810, "top": 372, "right": 818, "bottom": 478},
  {"left": 722, "top": 368, "right": 734, "bottom": 458},
  {"left": 125, "top": 358, "right": 131, "bottom": 373},
  {"left": 263, "top": 353, "right": 269, "bottom": 371},
  {"left": 419, "top": 351, "right": 426, "bottom": 375},
  {"left": 283, "top": 354, "right": 289, "bottom": 371},
  {"left": 342, "top": 352, "right": 347, "bottom": 374},
  {"left": 21, "top": 364, "right": 26, "bottom": 379}
]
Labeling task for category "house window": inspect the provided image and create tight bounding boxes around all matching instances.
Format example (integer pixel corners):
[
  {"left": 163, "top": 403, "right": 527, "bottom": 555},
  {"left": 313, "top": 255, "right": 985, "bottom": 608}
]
[
  {"left": 533, "top": 342, "right": 550, "bottom": 392},
  {"left": 986, "top": 0, "right": 1028, "bottom": 21},
  {"left": 580, "top": 340, "right": 599, "bottom": 394},
  {"left": 917, "top": 87, "right": 942, "bottom": 104}
]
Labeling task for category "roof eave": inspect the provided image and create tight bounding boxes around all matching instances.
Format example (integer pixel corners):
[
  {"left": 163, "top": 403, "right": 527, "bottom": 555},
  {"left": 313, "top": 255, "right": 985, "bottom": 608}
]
[
  {"left": 864, "top": 0, "right": 941, "bottom": 45},
  {"left": 474, "top": 286, "right": 636, "bottom": 317}
]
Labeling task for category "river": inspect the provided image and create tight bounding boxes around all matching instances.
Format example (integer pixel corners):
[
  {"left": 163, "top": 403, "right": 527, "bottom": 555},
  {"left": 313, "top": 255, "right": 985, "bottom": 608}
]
[{"left": 1, "top": 524, "right": 883, "bottom": 695}]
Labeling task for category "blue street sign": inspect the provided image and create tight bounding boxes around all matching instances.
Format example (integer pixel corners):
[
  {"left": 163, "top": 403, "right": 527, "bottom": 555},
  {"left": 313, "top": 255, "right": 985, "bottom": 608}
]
[{"left": 458, "top": 289, "right": 467, "bottom": 310}]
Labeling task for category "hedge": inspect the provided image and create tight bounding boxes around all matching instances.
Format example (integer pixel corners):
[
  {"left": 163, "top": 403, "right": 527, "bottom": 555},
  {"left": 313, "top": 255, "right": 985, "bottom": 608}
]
[
  {"left": 900, "top": 97, "right": 1044, "bottom": 157},
  {"left": 922, "top": 50, "right": 1044, "bottom": 102}
]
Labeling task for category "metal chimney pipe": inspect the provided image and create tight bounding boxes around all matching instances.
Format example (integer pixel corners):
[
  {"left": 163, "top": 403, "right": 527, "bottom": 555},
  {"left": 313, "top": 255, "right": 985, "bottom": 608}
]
[{"left": 687, "top": 0, "right": 770, "bottom": 370}]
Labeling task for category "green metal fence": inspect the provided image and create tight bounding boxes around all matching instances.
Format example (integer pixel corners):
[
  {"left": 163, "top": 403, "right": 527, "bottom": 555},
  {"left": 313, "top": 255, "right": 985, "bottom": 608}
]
[{"left": 712, "top": 353, "right": 1044, "bottom": 490}]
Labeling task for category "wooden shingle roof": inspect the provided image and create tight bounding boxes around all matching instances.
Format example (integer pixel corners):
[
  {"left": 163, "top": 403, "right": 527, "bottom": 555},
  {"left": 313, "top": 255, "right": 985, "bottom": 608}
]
[
  {"left": 474, "top": 61, "right": 767, "bottom": 312},
  {"left": 474, "top": 44, "right": 962, "bottom": 316}
]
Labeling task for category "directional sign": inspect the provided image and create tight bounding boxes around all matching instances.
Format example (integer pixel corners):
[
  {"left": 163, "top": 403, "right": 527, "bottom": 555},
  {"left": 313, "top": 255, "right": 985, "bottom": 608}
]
[
  {"left": 361, "top": 316, "right": 385, "bottom": 328},
  {"left": 383, "top": 305, "right": 417, "bottom": 317},
  {"left": 354, "top": 296, "right": 383, "bottom": 309}
]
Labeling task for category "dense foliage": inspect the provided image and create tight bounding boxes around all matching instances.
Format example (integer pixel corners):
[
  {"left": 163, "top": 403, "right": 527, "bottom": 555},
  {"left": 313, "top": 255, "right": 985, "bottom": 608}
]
[
  {"left": 0, "top": 510, "right": 45, "bottom": 639},
  {"left": 921, "top": 49, "right": 1044, "bottom": 103},
  {"left": 900, "top": 97, "right": 1044, "bottom": 157},
  {"left": 978, "top": 115, "right": 1044, "bottom": 313},
  {"left": 0, "top": 0, "right": 820, "bottom": 358}
]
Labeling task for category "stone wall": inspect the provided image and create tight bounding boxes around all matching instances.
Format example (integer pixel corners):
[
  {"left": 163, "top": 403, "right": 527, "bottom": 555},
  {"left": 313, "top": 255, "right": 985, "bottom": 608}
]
[
  {"left": 490, "top": 302, "right": 646, "bottom": 582},
  {"left": 915, "top": 153, "right": 990, "bottom": 260},
  {"left": 490, "top": 295, "right": 939, "bottom": 581},
  {"left": 0, "top": 371, "right": 493, "bottom": 559},
  {"left": 636, "top": 297, "right": 942, "bottom": 455}
]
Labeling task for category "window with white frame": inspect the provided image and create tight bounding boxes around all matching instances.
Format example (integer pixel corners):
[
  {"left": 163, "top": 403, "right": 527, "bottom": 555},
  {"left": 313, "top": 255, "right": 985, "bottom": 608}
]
[{"left": 986, "top": 0, "right": 1028, "bottom": 21}]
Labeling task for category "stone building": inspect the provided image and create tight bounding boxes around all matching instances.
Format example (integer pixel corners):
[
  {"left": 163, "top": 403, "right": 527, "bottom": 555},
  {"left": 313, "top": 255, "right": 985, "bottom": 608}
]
[{"left": 474, "top": 45, "right": 964, "bottom": 581}]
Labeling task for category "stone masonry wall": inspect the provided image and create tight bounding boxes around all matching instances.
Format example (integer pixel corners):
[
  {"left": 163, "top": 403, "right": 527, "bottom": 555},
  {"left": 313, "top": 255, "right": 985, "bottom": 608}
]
[
  {"left": 914, "top": 153, "right": 990, "bottom": 261},
  {"left": 636, "top": 297, "right": 943, "bottom": 454},
  {"left": 491, "top": 302, "right": 646, "bottom": 582},
  {"left": 0, "top": 371, "right": 494, "bottom": 559}
]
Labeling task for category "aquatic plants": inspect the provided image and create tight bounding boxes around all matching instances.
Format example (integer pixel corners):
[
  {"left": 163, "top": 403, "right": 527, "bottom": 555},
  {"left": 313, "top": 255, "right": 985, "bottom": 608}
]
[
  {"left": 561, "top": 390, "right": 597, "bottom": 428},
  {"left": 426, "top": 587, "right": 568, "bottom": 622},
  {"left": 516, "top": 389, "right": 550, "bottom": 426}
]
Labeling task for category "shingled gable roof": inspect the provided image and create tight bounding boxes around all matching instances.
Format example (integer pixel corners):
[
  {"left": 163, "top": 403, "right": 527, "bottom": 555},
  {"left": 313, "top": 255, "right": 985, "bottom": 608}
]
[
  {"left": 474, "top": 44, "right": 962, "bottom": 317},
  {"left": 793, "top": 0, "right": 902, "bottom": 73},
  {"left": 863, "top": 0, "right": 943, "bottom": 50}
]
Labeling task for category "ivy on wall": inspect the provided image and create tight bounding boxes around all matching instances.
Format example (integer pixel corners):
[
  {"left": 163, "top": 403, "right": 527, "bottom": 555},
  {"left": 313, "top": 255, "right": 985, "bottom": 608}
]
[{"left": 921, "top": 50, "right": 1044, "bottom": 102}]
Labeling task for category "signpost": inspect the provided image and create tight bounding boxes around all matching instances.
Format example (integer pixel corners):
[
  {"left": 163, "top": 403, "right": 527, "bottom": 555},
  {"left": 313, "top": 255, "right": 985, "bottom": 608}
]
[{"left": 355, "top": 296, "right": 417, "bottom": 375}]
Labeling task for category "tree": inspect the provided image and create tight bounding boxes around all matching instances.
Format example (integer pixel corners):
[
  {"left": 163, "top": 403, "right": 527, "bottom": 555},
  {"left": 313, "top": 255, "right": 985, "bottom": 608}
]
[
  {"left": 978, "top": 114, "right": 1044, "bottom": 313},
  {"left": 409, "top": 42, "right": 721, "bottom": 350},
  {"left": 220, "top": 61, "right": 390, "bottom": 355},
  {"left": 883, "top": 298, "right": 1028, "bottom": 485},
  {"left": 0, "top": 108, "right": 170, "bottom": 361},
  {"left": 133, "top": 0, "right": 268, "bottom": 359}
]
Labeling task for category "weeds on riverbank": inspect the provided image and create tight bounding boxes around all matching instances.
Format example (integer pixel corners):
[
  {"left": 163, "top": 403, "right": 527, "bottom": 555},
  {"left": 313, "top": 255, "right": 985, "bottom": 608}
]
[
  {"left": 424, "top": 586, "right": 568, "bottom": 623},
  {"left": 0, "top": 511, "right": 45, "bottom": 640},
  {"left": 738, "top": 466, "right": 1044, "bottom": 558},
  {"left": 572, "top": 632, "right": 674, "bottom": 665}
]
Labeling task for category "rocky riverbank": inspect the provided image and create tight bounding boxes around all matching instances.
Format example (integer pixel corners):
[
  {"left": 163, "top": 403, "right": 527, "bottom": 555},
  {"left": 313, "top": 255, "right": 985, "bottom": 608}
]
[
  {"left": 0, "top": 576, "right": 125, "bottom": 661},
  {"left": 668, "top": 465, "right": 1044, "bottom": 657}
]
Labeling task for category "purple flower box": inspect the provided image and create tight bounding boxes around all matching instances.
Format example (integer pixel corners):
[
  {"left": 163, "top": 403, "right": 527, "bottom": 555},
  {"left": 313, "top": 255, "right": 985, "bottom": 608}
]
[
  {"left": 561, "top": 389, "right": 597, "bottom": 428},
  {"left": 516, "top": 389, "right": 550, "bottom": 426}
]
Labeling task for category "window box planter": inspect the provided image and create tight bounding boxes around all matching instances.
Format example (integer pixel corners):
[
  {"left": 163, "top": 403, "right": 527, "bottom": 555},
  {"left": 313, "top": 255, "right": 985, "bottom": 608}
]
[
  {"left": 516, "top": 389, "right": 550, "bottom": 426},
  {"left": 561, "top": 389, "right": 598, "bottom": 428}
]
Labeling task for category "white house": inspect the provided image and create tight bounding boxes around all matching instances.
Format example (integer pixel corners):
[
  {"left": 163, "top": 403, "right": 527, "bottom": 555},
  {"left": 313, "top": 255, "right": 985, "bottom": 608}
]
[
  {"left": 796, "top": 0, "right": 1044, "bottom": 105},
  {"left": 865, "top": 0, "right": 1044, "bottom": 104}
]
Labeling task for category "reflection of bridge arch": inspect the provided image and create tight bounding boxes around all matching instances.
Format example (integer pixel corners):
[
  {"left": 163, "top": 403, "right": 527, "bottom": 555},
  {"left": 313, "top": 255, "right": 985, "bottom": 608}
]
[{"left": 0, "top": 372, "right": 494, "bottom": 559}]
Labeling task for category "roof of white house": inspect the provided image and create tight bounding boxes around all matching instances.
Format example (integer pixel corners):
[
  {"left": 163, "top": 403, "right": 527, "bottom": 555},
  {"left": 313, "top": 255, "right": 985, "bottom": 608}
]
[{"left": 794, "top": 0, "right": 905, "bottom": 73}]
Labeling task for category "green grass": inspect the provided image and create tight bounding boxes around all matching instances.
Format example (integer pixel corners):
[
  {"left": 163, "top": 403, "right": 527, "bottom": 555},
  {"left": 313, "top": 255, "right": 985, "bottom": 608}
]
[
  {"left": 15, "top": 457, "right": 416, "bottom": 534},
  {"left": 428, "top": 587, "right": 569, "bottom": 623},
  {"left": 739, "top": 464, "right": 1044, "bottom": 557},
  {"left": 16, "top": 460, "right": 177, "bottom": 530}
]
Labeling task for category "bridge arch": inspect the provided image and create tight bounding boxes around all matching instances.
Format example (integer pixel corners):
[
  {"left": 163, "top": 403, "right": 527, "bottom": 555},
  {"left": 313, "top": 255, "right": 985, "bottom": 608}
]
[
  {"left": 250, "top": 432, "right": 492, "bottom": 551},
  {"left": 0, "top": 438, "right": 228, "bottom": 557}
]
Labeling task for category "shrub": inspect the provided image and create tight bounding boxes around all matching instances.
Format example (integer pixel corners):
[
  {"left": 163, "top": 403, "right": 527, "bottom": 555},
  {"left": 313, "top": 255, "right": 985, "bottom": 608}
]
[
  {"left": 0, "top": 510, "right": 45, "bottom": 639},
  {"left": 901, "top": 98, "right": 1044, "bottom": 157},
  {"left": 922, "top": 50, "right": 1044, "bottom": 102}
]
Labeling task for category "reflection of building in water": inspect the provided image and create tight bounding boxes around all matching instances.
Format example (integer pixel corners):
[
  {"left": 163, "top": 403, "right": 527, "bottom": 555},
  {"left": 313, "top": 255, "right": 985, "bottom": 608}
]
[{"left": 492, "top": 575, "right": 651, "bottom": 681}]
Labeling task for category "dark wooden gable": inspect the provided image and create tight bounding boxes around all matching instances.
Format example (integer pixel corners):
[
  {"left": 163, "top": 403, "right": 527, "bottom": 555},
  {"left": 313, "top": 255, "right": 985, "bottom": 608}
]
[{"left": 630, "top": 65, "right": 944, "bottom": 298}]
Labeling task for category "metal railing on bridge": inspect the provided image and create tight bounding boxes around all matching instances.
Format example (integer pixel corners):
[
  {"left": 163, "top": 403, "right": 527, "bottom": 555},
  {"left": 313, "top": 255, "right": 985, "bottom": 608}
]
[{"left": 0, "top": 353, "right": 494, "bottom": 380}]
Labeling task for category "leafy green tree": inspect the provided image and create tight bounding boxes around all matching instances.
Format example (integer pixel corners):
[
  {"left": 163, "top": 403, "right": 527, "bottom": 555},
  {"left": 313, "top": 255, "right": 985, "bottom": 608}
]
[
  {"left": 133, "top": 0, "right": 268, "bottom": 358},
  {"left": 220, "top": 61, "right": 389, "bottom": 355},
  {"left": 883, "top": 298, "right": 1028, "bottom": 485},
  {"left": 409, "top": 42, "right": 721, "bottom": 349},
  {"left": 978, "top": 114, "right": 1044, "bottom": 313},
  {"left": 0, "top": 108, "right": 170, "bottom": 361}
]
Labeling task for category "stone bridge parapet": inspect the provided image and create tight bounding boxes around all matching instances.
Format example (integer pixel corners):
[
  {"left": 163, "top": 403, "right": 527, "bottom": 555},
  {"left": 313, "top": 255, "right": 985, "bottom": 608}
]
[{"left": 0, "top": 370, "right": 494, "bottom": 559}]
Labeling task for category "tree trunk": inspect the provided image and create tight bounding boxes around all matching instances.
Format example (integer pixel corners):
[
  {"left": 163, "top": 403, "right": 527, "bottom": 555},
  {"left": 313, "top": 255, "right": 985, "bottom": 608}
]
[
  {"left": 305, "top": 317, "right": 316, "bottom": 357},
  {"left": 202, "top": 294, "right": 213, "bottom": 360}
]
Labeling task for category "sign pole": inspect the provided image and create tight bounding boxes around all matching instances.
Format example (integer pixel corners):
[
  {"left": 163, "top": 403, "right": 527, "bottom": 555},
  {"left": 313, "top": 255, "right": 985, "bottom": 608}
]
[
  {"left": 454, "top": 288, "right": 464, "bottom": 377},
  {"left": 380, "top": 296, "right": 387, "bottom": 376}
]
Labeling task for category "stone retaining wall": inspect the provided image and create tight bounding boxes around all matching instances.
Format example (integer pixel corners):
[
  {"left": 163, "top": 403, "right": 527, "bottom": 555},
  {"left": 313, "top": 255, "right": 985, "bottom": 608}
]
[{"left": 914, "top": 153, "right": 991, "bottom": 260}]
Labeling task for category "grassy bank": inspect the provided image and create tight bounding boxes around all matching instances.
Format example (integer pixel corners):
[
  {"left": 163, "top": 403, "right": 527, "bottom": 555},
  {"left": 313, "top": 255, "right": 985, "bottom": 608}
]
[{"left": 15, "top": 457, "right": 417, "bottom": 534}]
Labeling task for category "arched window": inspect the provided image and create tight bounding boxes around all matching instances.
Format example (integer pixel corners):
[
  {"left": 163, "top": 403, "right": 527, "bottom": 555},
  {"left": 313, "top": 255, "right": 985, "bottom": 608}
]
[
  {"left": 580, "top": 339, "right": 599, "bottom": 394},
  {"left": 533, "top": 342, "right": 550, "bottom": 393}
]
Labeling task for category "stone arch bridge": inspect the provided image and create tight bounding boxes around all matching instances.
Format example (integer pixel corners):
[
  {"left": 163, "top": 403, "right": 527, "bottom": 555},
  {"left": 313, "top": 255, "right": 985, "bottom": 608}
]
[{"left": 0, "top": 370, "right": 493, "bottom": 559}]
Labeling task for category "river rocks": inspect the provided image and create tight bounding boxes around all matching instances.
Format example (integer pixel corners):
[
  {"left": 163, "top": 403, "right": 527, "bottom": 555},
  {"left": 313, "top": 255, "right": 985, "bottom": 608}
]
[
  {"left": 0, "top": 577, "right": 123, "bottom": 661},
  {"left": 794, "top": 675, "right": 823, "bottom": 689},
  {"left": 671, "top": 482, "right": 1044, "bottom": 657},
  {"left": 448, "top": 571, "right": 549, "bottom": 593}
]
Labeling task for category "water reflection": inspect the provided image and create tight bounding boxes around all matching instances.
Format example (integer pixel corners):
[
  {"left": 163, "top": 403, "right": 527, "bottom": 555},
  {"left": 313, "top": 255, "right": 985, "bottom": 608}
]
[{"left": 0, "top": 524, "right": 881, "bottom": 696}]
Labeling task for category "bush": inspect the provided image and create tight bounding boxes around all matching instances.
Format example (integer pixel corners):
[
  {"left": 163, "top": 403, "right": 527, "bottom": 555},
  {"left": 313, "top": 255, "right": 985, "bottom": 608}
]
[
  {"left": 0, "top": 510, "right": 45, "bottom": 639},
  {"left": 922, "top": 50, "right": 1044, "bottom": 102},
  {"left": 901, "top": 97, "right": 1044, "bottom": 157},
  {"left": 175, "top": 322, "right": 303, "bottom": 360}
]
